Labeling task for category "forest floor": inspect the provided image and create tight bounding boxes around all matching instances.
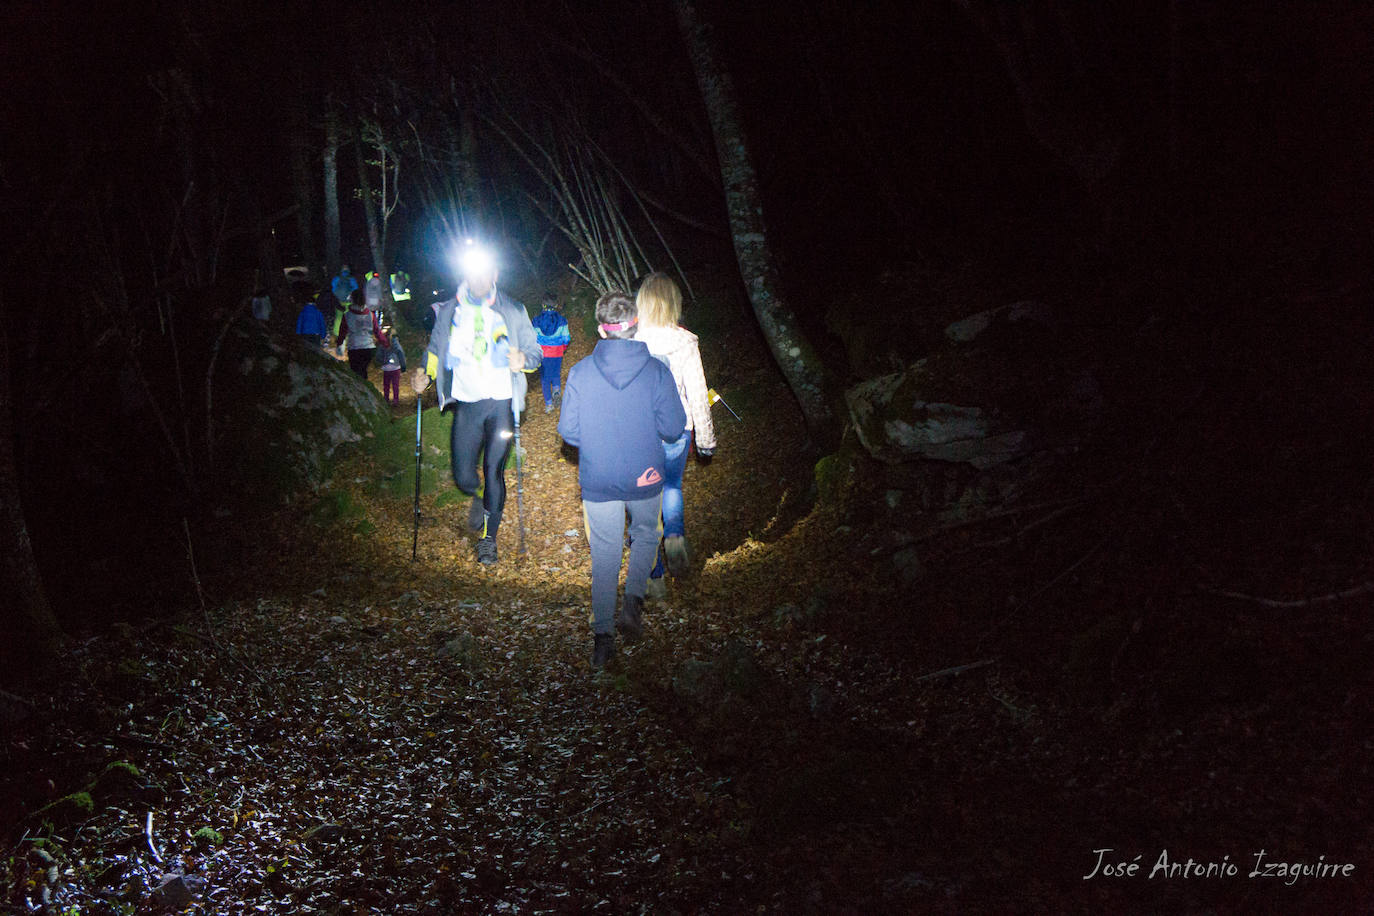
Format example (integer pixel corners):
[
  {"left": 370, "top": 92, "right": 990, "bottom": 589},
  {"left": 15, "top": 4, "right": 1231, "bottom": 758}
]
[{"left": 4, "top": 271, "right": 1374, "bottom": 913}]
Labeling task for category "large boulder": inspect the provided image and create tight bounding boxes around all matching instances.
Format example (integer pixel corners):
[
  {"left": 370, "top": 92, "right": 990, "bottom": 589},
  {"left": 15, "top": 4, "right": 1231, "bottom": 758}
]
[
  {"left": 214, "top": 323, "right": 389, "bottom": 501},
  {"left": 943, "top": 300, "right": 1058, "bottom": 344},
  {"left": 845, "top": 302, "right": 1102, "bottom": 468}
]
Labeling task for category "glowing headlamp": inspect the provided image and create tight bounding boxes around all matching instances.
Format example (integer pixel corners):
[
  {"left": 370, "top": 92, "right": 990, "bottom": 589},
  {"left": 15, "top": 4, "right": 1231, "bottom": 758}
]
[{"left": 457, "top": 242, "right": 496, "bottom": 279}]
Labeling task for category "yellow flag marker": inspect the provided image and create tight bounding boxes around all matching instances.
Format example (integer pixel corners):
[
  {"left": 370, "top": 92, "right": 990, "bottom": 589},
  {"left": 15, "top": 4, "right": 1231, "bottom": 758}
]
[{"left": 707, "top": 388, "right": 741, "bottom": 421}]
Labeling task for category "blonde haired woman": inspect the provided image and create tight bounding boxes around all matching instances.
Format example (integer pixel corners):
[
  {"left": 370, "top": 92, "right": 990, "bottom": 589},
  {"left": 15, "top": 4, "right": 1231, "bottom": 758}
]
[{"left": 635, "top": 272, "right": 717, "bottom": 583}]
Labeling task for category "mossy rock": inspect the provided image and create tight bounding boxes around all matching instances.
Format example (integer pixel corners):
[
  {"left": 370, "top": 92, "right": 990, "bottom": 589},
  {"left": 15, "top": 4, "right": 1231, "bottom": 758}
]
[
  {"left": 813, "top": 451, "right": 856, "bottom": 506},
  {"left": 215, "top": 324, "right": 389, "bottom": 502}
]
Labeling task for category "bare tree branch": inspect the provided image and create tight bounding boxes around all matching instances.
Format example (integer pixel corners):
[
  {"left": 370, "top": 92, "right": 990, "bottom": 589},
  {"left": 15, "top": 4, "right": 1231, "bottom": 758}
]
[
  {"left": 545, "top": 34, "right": 718, "bottom": 183},
  {"left": 1198, "top": 581, "right": 1374, "bottom": 609}
]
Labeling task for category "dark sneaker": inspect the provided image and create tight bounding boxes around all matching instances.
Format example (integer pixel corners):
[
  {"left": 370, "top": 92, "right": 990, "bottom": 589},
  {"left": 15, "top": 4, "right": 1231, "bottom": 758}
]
[
  {"left": 592, "top": 633, "right": 615, "bottom": 668},
  {"left": 468, "top": 495, "right": 487, "bottom": 532},
  {"left": 617, "top": 594, "right": 645, "bottom": 642},
  {"left": 475, "top": 536, "right": 498, "bottom": 566},
  {"left": 663, "top": 536, "right": 691, "bottom": 578}
]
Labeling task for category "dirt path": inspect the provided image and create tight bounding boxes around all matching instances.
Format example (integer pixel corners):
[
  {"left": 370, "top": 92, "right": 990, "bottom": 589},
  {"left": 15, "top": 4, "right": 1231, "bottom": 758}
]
[
  {"left": 3, "top": 307, "right": 838, "bottom": 913},
  {"left": 8, "top": 298, "right": 1371, "bottom": 913}
]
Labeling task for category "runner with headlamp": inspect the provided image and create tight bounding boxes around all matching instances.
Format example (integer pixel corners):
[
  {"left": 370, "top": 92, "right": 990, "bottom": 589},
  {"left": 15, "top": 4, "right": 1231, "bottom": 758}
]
[{"left": 411, "top": 241, "right": 541, "bottom": 566}]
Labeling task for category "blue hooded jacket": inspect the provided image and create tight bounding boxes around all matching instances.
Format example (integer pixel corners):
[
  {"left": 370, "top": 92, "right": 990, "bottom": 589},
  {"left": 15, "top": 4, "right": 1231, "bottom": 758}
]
[
  {"left": 332, "top": 268, "right": 358, "bottom": 303},
  {"left": 558, "top": 338, "right": 686, "bottom": 503}
]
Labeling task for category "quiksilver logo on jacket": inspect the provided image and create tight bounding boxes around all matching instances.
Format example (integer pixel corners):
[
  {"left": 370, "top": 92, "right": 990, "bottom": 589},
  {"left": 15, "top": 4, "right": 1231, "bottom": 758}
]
[{"left": 636, "top": 468, "right": 663, "bottom": 487}]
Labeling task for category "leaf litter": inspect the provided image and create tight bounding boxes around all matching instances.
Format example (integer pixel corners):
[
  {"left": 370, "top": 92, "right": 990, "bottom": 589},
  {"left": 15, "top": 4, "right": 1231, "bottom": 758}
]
[{"left": 4, "top": 295, "right": 1372, "bottom": 913}]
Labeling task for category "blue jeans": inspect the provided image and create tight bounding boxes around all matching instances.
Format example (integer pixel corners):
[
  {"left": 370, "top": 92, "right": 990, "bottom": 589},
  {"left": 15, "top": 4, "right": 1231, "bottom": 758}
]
[
  {"left": 540, "top": 356, "right": 563, "bottom": 404},
  {"left": 651, "top": 431, "right": 691, "bottom": 578}
]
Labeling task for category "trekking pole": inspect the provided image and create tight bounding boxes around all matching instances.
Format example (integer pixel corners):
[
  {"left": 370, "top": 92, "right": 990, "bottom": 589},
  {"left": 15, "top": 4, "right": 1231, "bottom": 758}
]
[
  {"left": 707, "top": 387, "right": 742, "bottom": 421},
  {"left": 512, "top": 403, "right": 527, "bottom": 557},
  {"left": 412, "top": 388, "right": 423, "bottom": 562}
]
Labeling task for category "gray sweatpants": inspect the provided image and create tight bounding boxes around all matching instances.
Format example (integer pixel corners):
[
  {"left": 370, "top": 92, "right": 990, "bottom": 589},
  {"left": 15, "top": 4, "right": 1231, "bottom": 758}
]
[{"left": 583, "top": 494, "right": 662, "bottom": 635}]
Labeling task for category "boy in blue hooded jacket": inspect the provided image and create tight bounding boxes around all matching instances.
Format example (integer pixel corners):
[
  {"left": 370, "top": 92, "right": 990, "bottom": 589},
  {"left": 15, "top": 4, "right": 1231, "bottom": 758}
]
[{"left": 558, "top": 291, "right": 685, "bottom": 667}]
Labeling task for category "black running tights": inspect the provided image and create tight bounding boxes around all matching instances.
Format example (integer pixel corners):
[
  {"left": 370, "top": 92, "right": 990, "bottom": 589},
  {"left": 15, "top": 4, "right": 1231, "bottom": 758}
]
[{"left": 450, "top": 398, "right": 514, "bottom": 537}]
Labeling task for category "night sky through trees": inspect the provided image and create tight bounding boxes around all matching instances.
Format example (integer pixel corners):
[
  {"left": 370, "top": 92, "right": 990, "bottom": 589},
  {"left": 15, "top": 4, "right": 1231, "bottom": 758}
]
[{"left": 2, "top": 1, "right": 1373, "bottom": 912}]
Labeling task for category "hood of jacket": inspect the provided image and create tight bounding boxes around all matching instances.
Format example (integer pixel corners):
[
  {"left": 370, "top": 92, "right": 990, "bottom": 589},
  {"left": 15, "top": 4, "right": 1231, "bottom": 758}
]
[
  {"left": 637, "top": 324, "right": 699, "bottom": 360},
  {"left": 591, "top": 338, "right": 653, "bottom": 390}
]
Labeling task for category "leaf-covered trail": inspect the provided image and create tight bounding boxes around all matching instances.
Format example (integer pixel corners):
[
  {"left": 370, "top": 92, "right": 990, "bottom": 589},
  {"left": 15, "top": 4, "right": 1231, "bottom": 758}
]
[
  {"left": 9, "top": 300, "right": 1373, "bottom": 913},
  {"left": 229, "top": 318, "right": 820, "bottom": 910},
  {"left": 3, "top": 315, "right": 835, "bottom": 913}
]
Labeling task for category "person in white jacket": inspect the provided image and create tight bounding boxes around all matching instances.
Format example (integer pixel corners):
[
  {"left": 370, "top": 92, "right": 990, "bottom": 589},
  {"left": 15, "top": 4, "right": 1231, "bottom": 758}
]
[{"left": 634, "top": 272, "right": 717, "bottom": 586}]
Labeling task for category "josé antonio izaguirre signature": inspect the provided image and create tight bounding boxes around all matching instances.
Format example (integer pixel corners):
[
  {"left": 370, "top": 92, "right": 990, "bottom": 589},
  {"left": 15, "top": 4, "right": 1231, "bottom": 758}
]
[{"left": 1085, "top": 848, "right": 1356, "bottom": 886}]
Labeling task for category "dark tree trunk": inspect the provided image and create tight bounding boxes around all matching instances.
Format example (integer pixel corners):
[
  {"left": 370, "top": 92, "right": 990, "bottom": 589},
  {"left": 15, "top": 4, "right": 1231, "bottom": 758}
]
[
  {"left": 353, "top": 126, "right": 391, "bottom": 310},
  {"left": 458, "top": 107, "right": 485, "bottom": 227},
  {"left": 287, "top": 84, "right": 319, "bottom": 278},
  {"left": 0, "top": 313, "right": 60, "bottom": 675},
  {"left": 252, "top": 194, "right": 292, "bottom": 320},
  {"left": 671, "top": 0, "right": 838, "bottom": 447},
  {"left": 323, "top": 103, "right": 342, "bottom": 280}
]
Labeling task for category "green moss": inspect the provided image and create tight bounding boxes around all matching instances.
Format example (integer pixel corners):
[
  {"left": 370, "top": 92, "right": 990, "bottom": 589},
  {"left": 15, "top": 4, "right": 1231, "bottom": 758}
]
[
  {"left": 63, "top": 792, "right": 94, "bottom": 814},
  {"left": 312, "top": 491, "right": 365, "bottom": 525},
  {"left": 101, "top": 761, "right": 141, "bottom": 779},
  {"left": 381, "top": 466, "right": 441, "bottom": 499},
  {"left": 813, "top": 452, "right": 855, "bottom": 505},
  {"left": 434, "top": 488, "right": 467, "bottom": 508},
  {"left": 192, "top": 826, "right": 224, "bottom": 847}
]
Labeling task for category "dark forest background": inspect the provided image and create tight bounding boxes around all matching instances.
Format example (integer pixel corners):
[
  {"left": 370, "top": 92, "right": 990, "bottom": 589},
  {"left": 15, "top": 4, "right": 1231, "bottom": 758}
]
[
  {"left": 5, "top": 1, "right": 1374, "bottom": 911},
  {"left": 4, "top": 0, "right": 1374, "bottom": 661}
]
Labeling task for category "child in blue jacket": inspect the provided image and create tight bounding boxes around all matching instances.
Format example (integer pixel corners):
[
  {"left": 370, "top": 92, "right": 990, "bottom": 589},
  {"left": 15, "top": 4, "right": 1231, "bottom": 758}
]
[
  {"left": 295, "top": 293, "right": 328, "bottom": 347},
  {"left": 531, "top": 298, "right": 571, "bottom": 411},
  {"left": 557, "top": 292, "right": 685, "bottom": 668}
]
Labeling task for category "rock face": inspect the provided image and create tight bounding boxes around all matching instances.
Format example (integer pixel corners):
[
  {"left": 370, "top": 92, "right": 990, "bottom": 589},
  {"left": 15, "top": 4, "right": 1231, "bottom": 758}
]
[
  {"left": 845, "top": 302, "right": 1102, "bottom": 469},
  {"left": 942, "top": 300, "right": 1057, "bottom": 344},
  {"left": 215, "top": 323, "right": 389, "bottom": 501}
]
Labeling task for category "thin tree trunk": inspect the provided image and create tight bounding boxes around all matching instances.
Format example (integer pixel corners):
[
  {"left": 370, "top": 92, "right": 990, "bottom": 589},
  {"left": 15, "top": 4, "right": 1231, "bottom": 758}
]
[
  {"left": 0, "top": 310, "right": 60, "bottom": 669},
  {"left": 287, "top": 85, "right": 319, "bottom": 277},
  {"left": 353, "top": 126, "right": 391, "bottom": 309},
  {"left": 255, "top": 199, "right": 292, "bottom": 323},
  {"left": 671, "top": 0, "right": 838, "bottom": 446},
  {"left": 323, "top": 103, "right": 342, "bottom": 280},
  {"left": 458, "top": 107, "right": 484, "bottom": 226}
]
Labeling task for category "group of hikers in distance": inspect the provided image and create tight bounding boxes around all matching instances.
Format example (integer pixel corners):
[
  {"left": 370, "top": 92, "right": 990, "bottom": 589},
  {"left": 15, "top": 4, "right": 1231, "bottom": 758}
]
[
  {"left": 400, "top": 239, "right": 718, "bottom": 668},
  {"left": 292, "top": 263, "right": 414, "bottom": 404}
]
